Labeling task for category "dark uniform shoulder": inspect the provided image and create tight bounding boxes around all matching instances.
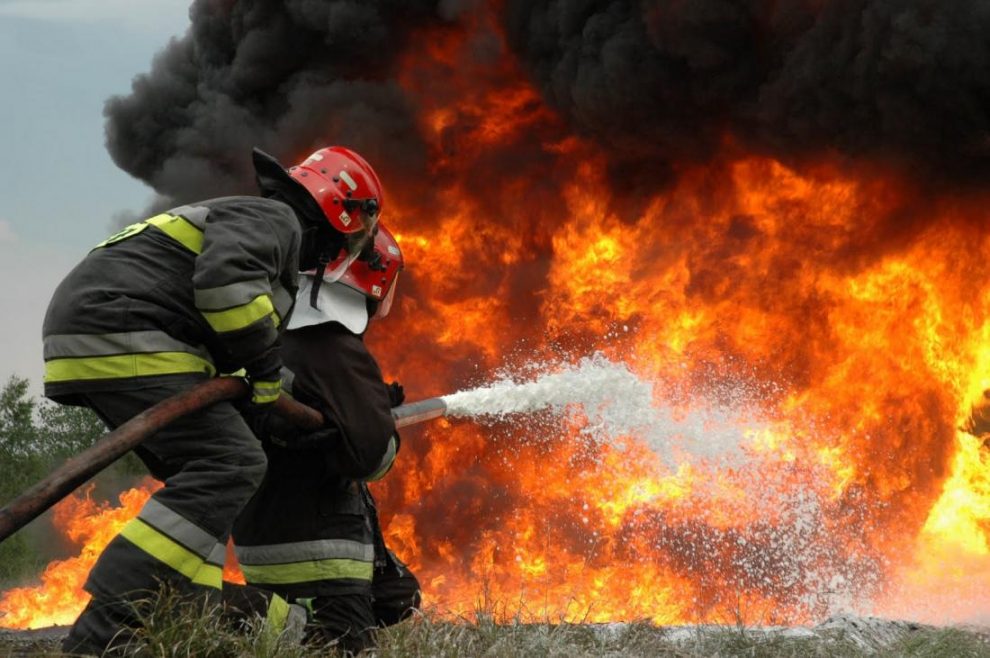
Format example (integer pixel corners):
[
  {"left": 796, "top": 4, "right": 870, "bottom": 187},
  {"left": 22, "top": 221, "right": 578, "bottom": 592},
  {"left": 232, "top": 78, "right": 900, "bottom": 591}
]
[{"left": 201, "top": 195, "right": 296, "bottom": 218}]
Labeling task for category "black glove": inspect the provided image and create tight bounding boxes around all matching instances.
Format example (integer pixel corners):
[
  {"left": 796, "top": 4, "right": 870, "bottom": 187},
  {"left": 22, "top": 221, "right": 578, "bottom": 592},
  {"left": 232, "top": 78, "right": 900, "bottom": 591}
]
[
  {"left": 238, "top": 366, "right": 281, "bottom": 443},
  {"left": 386, "top": 381, "right": 405, "bottom": 408},
  {"left": 241, "top": 339, "right": 283, "bottom": 407}
]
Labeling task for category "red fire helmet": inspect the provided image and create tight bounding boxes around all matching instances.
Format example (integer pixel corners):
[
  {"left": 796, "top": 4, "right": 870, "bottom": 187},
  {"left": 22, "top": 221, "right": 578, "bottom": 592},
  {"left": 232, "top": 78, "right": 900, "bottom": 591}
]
[
  {"left": 290, "top": 146, "right": 384, "bottom": 282},
  {"left": 337, "top": 224, "right": 404, "bottom": 320}
]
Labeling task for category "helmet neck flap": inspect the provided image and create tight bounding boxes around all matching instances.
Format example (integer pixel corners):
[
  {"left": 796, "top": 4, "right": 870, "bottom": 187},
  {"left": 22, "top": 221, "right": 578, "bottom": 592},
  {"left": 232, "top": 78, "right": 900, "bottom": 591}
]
[{"left": 252, "top": 148, "right": 327, "bottom": 228}]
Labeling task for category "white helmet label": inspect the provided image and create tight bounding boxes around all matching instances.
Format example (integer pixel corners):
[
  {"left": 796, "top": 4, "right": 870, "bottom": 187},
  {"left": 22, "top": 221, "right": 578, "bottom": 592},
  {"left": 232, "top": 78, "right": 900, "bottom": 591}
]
[
  {"left": 339, "top": 211, "right": 352, "bottom": 227},
  {"left": 339, "top": 170, "right": 358, "bottom": 191}
]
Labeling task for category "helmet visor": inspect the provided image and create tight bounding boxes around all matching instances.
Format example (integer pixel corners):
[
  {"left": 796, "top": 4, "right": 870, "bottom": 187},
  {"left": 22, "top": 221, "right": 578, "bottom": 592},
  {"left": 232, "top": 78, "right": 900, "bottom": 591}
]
[
  {"left": 375, "top": 273, "right": 399, "bottom": 320},
  {"left": 321, "top": 199, "right": 380, "bottom": 283}
]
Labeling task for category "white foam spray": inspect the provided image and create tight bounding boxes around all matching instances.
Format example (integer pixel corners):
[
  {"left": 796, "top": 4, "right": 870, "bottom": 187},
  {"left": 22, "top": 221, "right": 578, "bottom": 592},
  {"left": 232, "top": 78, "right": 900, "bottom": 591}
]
[
  {"left": 439, "top": 352, "right": 771, "bottom": 466},
  {"left": 442, "top": 353, "right": 653, "bottom": 437}
]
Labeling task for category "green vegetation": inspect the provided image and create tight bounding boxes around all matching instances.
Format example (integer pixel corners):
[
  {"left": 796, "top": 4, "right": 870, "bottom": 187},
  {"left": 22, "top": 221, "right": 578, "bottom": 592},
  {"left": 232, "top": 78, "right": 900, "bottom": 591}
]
[
  {"left": 0, "top": 376, "right": 143, "bottom": 589},
  {"left": 119, "top": 588, "right": 318, "bottom": 658},
  {"left": 373, "top": 612, "right": 990, "bottom": 658},
  {"left": 2, "top": 601, "right": 989, "bottom": 657}
]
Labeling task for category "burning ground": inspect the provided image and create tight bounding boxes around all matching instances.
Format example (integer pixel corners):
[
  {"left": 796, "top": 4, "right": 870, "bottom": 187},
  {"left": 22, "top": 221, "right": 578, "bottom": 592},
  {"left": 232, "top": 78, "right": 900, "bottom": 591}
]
[{"left": 4, "top": 0, "right": 990, "bottom": 631}]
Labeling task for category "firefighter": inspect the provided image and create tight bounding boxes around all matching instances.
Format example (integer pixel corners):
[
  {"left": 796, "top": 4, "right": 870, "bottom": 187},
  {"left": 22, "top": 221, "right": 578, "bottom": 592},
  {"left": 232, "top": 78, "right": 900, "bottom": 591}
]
[
  {"left": 43, "top": 146, "right": 384, "bottom": 655},
  {"left": 231, "top": 225, "right": 420, "bottom": 654}
]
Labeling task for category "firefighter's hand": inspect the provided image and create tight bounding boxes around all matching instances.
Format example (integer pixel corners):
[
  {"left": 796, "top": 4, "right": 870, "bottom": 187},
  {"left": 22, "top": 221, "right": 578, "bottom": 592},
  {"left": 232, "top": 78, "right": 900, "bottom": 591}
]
[
  {"left": 248, "top": 373, "right": 282, "bottom": 407},
  {"left": 386, "top": 381, "right": 405, "bottom": 407},
  {"left": 243, "top": 340, "right": 283, "bottom": 408},
  {"left": 241, "top": 373, "right": 280, "bottom": 441}
]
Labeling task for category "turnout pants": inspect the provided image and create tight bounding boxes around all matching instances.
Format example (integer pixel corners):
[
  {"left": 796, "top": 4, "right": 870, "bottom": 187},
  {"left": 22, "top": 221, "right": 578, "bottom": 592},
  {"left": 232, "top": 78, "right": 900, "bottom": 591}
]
[
  {"left": 304, "top": 548, "right": 422, "bottom": 654},
  {"left": 62, "top": 379, "right": 268, "bottom": 656},
  {"left": 232, "top": 449, "right": 421, "bottom": 654}
]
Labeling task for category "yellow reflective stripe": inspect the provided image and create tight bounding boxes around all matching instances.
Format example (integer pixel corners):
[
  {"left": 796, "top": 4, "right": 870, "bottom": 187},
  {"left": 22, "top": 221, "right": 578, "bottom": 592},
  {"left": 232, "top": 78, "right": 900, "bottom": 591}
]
[
  {"left": 94, "top": 222, "right": 149, "bottom": 248},
  {"left": 119, "top": 519, "right": 220, "bottom": 589},
  {"left": 94, "top": 214, "right": 205, "bottom": 252},
  {"left": 146, "top": 213, "right": 205, "bottom": 254},
  {"left": 44, "top": 351, "right": 216, "bottom": 383},
  {"left": 201, "top": 294, "right": 276, "bottom": 333},
  {"left": 191, "top": 563, "right": 223, "bottom": 589},
  {"left": 44, "top": 331, "right": 211, "bottom": 361},
  {"left": 241, "top": 559, "right": 373, "bottom": 585},
  {"left": 251, "top": 380, "right": 281, "bottom": 405},
  {"left": 265, "top": 594, "right": 290, "bottom": 639},
  {"left": 138, "top": 499, "right": 219, "bottom": 559}
]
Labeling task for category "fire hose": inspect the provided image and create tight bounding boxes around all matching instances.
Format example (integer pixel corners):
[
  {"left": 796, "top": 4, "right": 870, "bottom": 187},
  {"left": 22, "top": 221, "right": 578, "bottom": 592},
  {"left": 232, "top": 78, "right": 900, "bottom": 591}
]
[{"left": 0, "top": 377, "right": 448, "bottom": 544}]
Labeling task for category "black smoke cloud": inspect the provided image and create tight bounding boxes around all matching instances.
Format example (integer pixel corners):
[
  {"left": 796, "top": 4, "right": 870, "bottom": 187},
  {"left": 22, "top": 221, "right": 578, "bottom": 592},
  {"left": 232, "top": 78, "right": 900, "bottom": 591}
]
[
  {"left": 104, "top": 0, "right": 471, "bottom": 206},
  {"left": 107, "top": 0, "right": 990, "bottom": 207},
  {"left": 504, "top": 0, "right": 990, "bottom": 182}
]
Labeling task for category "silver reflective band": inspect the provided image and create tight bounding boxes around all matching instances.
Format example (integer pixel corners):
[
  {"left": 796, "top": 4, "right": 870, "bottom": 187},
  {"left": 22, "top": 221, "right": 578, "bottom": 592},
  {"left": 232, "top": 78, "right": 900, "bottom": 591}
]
[
  {"left": 235, "top": 538, "right": 374, "bottom": 565},
  {"left": 206, "top": 542, "right": 227, "bottom": 567},
  {"left": 195, "top": 279, "right": 271, "bottom": 311},
  {"left": 43, "top": 331, "right": 211, "bottom": 360},
  {"left": 138, "top": 499, "right": 220, "bottom": 560},
  {"left": 272, "top": 283, "right": 294, "bottom": 318}
]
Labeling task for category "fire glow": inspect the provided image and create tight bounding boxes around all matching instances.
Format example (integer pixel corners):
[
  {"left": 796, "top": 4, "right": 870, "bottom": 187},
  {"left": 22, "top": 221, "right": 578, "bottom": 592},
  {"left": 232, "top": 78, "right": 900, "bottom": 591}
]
[
  {"left": 0, "top": 482, "right": 157, "bottom": 629},
  {"left": 374, "top": 150, "right": 990, "bottom": 624},
  {"left": 3, "top": 2, "right": 990, "bottom": 631},
  {"left": 0, "top": 481, "right": 248, "bottom": 629},
  {"left": 370, "top": 8, "right": 990, "bottom": 626}
]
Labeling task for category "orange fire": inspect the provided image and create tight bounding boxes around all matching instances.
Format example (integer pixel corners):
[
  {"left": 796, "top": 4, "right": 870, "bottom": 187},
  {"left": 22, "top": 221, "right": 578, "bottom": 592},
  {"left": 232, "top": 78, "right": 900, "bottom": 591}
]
[
  {"left": 0, "top": 480, "right": 158, "bottom": 629},
  {"left": 370, "top": 5, "right": 990, "bottom": 626},
  {"left": 3, "top": 1, "right": 990, "bottom": 631},
  {"left": 0, "top": 480, "right": 246, "bottom": 630}
]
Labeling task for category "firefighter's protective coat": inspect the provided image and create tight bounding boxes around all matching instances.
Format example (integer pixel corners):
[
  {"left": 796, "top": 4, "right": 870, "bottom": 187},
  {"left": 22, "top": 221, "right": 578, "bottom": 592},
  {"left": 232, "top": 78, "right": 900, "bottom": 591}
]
[
  {"left": 46, "top": 197, "right": 302, "bottom": 655},
  {"left": 233, "top": 320, "right": 398, "bottom": 598},
  {"left": 43, "top": 197, "right": 300, "bottom": 400}
]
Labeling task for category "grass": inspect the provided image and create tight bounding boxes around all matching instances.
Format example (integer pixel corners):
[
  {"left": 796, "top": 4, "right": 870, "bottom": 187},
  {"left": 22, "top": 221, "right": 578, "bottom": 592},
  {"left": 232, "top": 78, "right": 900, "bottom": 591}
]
[
  {"left": 1, "top": 595, "right": 989, "bottom": 657},
  {"left": 373, "top": 611, "right": 990, "bottom": 658},
  {"left": 118, "top": 591, "right": 313, "bottom": 658}
]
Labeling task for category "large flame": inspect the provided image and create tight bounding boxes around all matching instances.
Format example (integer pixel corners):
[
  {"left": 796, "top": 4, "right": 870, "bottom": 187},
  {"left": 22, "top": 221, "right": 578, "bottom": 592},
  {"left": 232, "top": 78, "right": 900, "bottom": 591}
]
[
  {"left": 370, "top": 7, "right": 990, "bottom": 626},
  {"left": 0, "top": 481, "right": 246, "bottom": 630},
  {"left": 0, "top": 481, "right": 158, "bottom": 629},
  {"left": 3, "top": 3, "right": 990, "bottom": 630}
]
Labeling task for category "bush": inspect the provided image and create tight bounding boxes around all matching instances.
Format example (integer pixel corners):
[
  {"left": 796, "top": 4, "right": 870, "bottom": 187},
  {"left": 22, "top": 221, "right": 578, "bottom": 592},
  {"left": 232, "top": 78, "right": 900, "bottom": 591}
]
[{"left": 0, "top": 376, "right": 141, "bottom": 588}]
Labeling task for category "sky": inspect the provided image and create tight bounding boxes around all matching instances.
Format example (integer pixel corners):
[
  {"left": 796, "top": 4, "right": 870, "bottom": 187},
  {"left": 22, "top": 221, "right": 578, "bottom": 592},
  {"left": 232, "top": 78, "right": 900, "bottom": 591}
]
[{"left": 0, "top": 0, "right": 192, "bottom": 394}]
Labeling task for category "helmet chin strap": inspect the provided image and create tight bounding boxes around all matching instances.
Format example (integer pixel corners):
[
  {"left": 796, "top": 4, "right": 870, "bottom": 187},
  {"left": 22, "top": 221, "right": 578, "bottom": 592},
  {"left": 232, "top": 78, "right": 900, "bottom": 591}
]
[
  {"left": 365, "top": 248, "right": 387, "bottom": 272},
  {"left": 310, "top": 251, "right": 330, "bottom": 310},
  {"left": 305, "top": 230, "right": 345, "bottom": 310}
]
